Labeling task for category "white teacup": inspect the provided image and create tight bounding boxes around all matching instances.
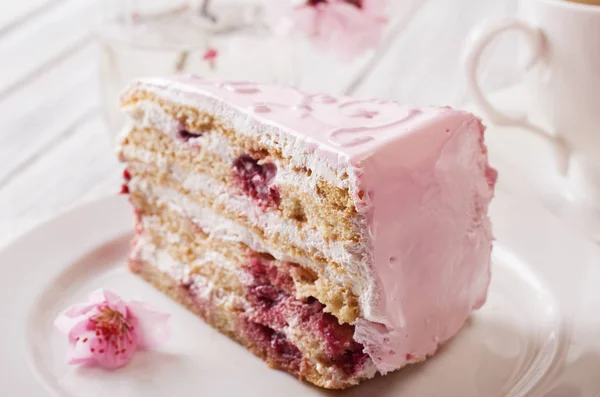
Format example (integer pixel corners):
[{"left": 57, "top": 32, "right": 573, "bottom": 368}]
[{"left": 463, "top": 0, "right": 600, "bottom": 203}]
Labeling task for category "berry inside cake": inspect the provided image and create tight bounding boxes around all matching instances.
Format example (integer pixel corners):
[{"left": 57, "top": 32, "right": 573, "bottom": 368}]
[{"left": 117, "top": 76, "right": 497, "bottom": 389}]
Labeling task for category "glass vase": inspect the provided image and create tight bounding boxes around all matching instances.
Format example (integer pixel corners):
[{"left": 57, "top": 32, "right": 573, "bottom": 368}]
[{"left": 97, "top": 0, "right": 290, "bottom": 133}]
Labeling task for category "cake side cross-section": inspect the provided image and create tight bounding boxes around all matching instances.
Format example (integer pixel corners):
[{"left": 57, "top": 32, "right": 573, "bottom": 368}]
[{"left": 117, "top": 75, "right": 497, "bottom": 387}]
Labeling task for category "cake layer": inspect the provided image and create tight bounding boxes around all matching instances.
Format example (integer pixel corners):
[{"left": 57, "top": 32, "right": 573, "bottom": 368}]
[
  {"left": 129, "top": 195, "right": 377, "bottom": 388},
  {"left": 120, "top": 126, "right": 361, "bottom": 243},
  {"left": 119, "top": 76, "right": 497, "bottom": 375},
  {"left": 128, "top": 172, "right": 361, "bottom": 324}
]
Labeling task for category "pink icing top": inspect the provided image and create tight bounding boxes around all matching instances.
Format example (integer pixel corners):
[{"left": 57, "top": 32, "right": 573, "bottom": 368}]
[
  {"left": 143, "top": 75, "right": 466, "bottom": 167},
  {"left": 130, "top": 76, "right": 497, "bottom": 374}
]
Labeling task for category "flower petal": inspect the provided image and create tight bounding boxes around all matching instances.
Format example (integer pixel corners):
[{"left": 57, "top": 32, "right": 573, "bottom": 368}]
[
  {"left": 54, "top": 304, "right": 97, "bottom": 335},
  {"left": 61, "top": 302, "right": 98, "bottom": 318},
  {"left": 361, "top": 0, "right": 389, "bottom": 15},
  {"left": 291, "top": 0, "right": 387, "bottom": 60},
  {"left": 66, "top": 316, "right": 94, "bottom": 344},
  {"left": 66, "top": 330, "right": 97, "bottom": 365},
  {"left": 127, "top": 301, "right": 171, "bottom": 349},
  {"left": 88, "top": 289, "right": 128, "bottom": 317}
]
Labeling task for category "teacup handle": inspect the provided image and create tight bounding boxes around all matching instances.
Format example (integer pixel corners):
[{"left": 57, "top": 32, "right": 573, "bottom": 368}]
[{"left": 463, "top": 19, "right": 570, "bottom": 174}]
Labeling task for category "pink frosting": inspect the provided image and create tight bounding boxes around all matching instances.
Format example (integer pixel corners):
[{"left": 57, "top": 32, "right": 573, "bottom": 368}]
[
  {"left": 354, "top": 116, "right": 496, "bottom": 373},
  {"left": 134, "top": 75, "right": 444, "bottom": 166},
  {"left": 126, "top": 76, "right": 497, "bottom": 374}
]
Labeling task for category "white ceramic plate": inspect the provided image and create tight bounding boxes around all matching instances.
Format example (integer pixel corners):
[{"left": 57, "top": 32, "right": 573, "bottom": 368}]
[{"left": 1, "top": 156, "right": 600, "bottom": 395}]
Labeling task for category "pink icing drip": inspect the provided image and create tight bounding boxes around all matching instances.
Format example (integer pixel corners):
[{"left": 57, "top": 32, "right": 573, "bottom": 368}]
[
  {"left": 327, "top": 109, "right": 422, "bottom": 148},
  {"left": 251, "top": 104, "right": 271, "bottom": 114},
  {"left": 351, "top": 109, "right": 379, "bottom": 119},
  {"left": 226, "top": 86, "right": 260, "bottom": 94},
  {"left": 338, "top": 99, "right": 387, "bottom": 108},
  {"left": 254, "top": 91, "right": 338, "bottom": 119},
  {"left": 312, "top": 94, "right": 337, "bottom": 104}
]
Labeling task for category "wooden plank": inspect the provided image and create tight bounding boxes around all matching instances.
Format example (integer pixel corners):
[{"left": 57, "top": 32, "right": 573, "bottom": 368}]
[
  {"left": 80, "top": 166, "right": 122, "bottom": 202},
  {"left": 0, "top": 44, "right": 99, "bottom": 188},
  {"left": 0, "top": 43, "right": 96, "bottom": 125},
  {"left": 0, "top": 0, "right": 70, "bottom": 36},
  {"left": 0, "top": 0, "right": 95, "bottom": 98},
  {"left": 0, "top": 115, "right": 119, "bottom": 232},
  {"left": 342, "top": 0, "right": 425, "bottom": 95},
  {"left": 353, "top": 0, "right": 518, "bottom": 106}
]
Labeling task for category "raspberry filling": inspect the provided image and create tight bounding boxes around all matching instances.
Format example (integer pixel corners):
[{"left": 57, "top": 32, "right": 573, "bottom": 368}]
[
  {"left": 120, "top": 169, "right": 132, "bottom": 195},
  {"left": 242, "top": 320, "right": 303, "bottom": 373},
  {"left": 177, "top": 128, "right": 204, "bottom": 142},
  {"left": 232, "top": 155, "right": 280, "bottom": 209},
  {"left": 241, "top": 256, "right": 368, "bottom": 375}
]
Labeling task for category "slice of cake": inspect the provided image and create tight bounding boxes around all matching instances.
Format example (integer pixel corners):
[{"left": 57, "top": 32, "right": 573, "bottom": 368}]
[{"left": 117, "top": 76, "right": 497, "bottom": 389}]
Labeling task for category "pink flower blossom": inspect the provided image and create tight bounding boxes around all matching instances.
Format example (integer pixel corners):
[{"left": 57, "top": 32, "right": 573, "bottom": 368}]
[
  {"left": 54, "top": 289, "right": 170, "bottom": 369},
  {"left": 203, "top": 48, "right": 218, "bottom": 69},
  {"left": 203, "top": 48, "right": 218, "bottom": 62},
  {"left": 291, "top": 0, "right": 389, "bottom": 60}
]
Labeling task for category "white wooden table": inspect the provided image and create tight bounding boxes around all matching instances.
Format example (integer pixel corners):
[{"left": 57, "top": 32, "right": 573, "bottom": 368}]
[{"left": 0, "top": 0, "right": 519, "bottom": 248}]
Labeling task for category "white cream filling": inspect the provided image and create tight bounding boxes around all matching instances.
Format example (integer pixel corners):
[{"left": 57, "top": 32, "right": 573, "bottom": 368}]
[
  {"left": 137, "top": 237, "right": 242, "bottom": 309},
  {"left": 123, "top": 144, "right": 369, "bottom": 270},
  {"left": 140, "top": 215, "right": 240, "bottom": 272},
  {"left": 138, "top": 237, "right": 190, "bottom": 281},
  {"left": 131, "top": 175, "right": 364, "bottom": 283},
  {"left": 121, "top": 99, "right": 348, "bottom": 190}
]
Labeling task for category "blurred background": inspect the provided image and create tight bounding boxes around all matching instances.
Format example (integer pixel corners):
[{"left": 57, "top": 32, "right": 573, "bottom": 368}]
[{"left": 0, "top": 0, "right": 521, "bottom": 246}]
